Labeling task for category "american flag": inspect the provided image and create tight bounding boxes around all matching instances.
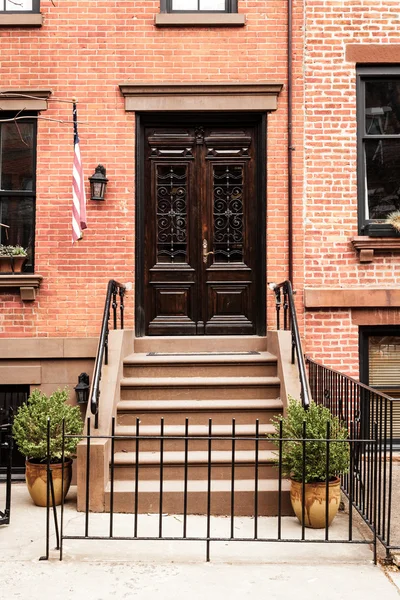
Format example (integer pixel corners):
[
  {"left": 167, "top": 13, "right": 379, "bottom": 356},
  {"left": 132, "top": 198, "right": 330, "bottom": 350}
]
[{"left": 72, "top": 101, "right": 87, "bottom": 243}]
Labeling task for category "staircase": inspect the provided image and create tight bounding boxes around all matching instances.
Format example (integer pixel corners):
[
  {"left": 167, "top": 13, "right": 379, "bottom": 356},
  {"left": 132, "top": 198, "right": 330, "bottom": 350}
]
[{"left": 104, "top": 336, "right": 292, "bottom": 516}]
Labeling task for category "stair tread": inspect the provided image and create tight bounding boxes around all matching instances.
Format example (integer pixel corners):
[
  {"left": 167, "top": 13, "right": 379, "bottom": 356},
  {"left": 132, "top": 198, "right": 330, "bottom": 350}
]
[
  {"left": 120, "top": 376, "right": 280, "bottom": 388},
  {"left": 105, "top": 478, "right": 290, "bottom": 493},
  {"left": 124, "top": 351, "right": 277, "bottom": 366},
  {"left": 115, "top": 423, "right": 275, "bottom": 436},
  {"left": 113, "top": 449, "right": 277, "bottom": 465},
  {"left": 117, "top": 398, "right": 283, "bottom": 411}
]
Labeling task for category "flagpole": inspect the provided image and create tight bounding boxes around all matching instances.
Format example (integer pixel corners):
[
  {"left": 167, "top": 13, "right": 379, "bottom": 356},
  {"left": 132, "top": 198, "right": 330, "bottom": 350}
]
[{"left": 72, "top": 97, "right": 87, "bottom": 243}]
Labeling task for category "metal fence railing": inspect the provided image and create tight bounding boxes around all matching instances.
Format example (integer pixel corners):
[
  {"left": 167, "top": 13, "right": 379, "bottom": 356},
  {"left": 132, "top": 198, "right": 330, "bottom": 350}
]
[
  {"left": 41, "top": 416, "right": 382, "bottom": 562},
  {"left": 307, "top": 357, "right": 397, "bottom": 556}
]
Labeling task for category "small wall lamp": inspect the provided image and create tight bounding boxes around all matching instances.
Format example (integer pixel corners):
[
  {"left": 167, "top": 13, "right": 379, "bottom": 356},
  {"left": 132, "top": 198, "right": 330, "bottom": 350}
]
[
  {"left": 74, "top": 372, "right": 90, "bottom": 404},
  {"left": 89, "top": 164, "right": 108, "bottom": 201}
]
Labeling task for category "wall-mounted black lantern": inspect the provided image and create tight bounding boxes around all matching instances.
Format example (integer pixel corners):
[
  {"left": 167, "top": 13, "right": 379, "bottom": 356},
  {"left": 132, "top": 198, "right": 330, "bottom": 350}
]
[
  {"left": 74, "top": 372, "right": 90, "bottom": 404},
  {"left": 89, "top": 164, "right": 108, "bottom": 201}
]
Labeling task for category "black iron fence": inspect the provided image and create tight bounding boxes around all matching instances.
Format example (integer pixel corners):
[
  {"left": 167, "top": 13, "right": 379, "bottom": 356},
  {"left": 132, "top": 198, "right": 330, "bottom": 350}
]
[
  {"left": 307, "top": 357, "right": 397, "bottom": 555},
  {"left": 42, "top": 416, "right": 382, "bottom": 562},
  {"left": 0, "top": 418, "right": 12, "bottom": 526}
]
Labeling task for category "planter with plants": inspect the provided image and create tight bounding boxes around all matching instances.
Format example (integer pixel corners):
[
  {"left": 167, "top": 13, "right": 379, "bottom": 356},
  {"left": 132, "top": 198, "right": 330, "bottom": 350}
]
[
  {"left": 269, "top": 398, "right": 350, "bottom": 529},
  {"left": 12, "top": 388, "right": 84, "bottom": 507},
  {"left": 0, "top": 244, "right": 27, "bottom": 273}
]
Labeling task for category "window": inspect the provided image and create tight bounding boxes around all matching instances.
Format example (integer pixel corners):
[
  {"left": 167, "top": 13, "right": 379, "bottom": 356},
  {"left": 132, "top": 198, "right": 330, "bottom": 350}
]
[
  {"left": 357, "top": 67, "right": 400, "bottom": 236},
  {"left": 360, "top": 326, "right": 400, "bottom": 442},
  {"left": 0, "top": 385, "right": 29, "bottom": 478},
  {"left": 0, "top": 116, "right": 36, "bottom": 272},
  {"left": 0, "top": 0, "right": 39, "bottom": 12},
  {"left": 161, "top": 0, "right": 237, "bottom": 12}
]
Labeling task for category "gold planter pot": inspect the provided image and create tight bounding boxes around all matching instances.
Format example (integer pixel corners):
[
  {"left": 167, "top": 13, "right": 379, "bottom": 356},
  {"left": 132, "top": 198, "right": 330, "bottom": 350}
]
[
  {"left": 25, "top": 459, "right": 72, "bottom": 507},
  {"left": 290, "top": 477, "right": 341, "bottom": 529}
]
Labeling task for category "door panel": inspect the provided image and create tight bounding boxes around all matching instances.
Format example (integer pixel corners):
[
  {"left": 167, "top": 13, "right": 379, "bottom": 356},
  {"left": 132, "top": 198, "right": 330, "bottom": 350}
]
[{"left": 143, "top": 123, "right": 261, "bottom": 336}]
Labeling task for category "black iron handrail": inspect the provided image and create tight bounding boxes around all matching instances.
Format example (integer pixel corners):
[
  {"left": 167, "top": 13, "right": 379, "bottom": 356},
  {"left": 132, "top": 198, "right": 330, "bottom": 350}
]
[
  {"left": 90, "top": 279, "right": 126, "bottom": 429},
  {"left": 270, "top": 280, "right": 311, "bottom": 409}
]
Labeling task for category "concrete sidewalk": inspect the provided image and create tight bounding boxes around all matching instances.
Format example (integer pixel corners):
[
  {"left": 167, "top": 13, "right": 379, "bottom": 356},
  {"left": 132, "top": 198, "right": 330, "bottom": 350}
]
[{"left": 1, "top": 483, "right": 400, "bottom": 600}]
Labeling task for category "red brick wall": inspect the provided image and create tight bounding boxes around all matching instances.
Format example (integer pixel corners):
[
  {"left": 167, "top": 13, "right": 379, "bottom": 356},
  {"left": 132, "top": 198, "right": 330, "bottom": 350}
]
[
  {"left": 304, "top": 1, "right": 400, "bottom": 377},
  {"left": 1, "top": 0, "right": 303, "bottom": 338}
]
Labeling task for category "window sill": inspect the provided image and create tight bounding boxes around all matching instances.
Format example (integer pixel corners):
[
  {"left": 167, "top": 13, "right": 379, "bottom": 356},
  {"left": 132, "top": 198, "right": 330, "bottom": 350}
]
[
  {"left": 0, "top": 13, "right": 43, "bottom": 27},
  {"left": 352, "top": 236, "right": 400, "bottom": 263},
  {"left": 0, "top": 274, "right": 43, "bottom": 301},
  {"left": 155, "top": 13, "right": 245, "bottom": 27}
]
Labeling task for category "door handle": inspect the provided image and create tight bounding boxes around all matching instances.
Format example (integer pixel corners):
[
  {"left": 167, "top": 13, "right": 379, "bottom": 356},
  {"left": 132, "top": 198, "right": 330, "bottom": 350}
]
[{"left": 203, "top": 238, "right": 214, "bottom": 264}]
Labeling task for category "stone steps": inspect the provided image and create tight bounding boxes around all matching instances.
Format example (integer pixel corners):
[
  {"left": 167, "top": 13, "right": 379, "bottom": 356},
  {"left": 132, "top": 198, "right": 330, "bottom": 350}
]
[
  {"left": 116, "top": 398, "right": 283, "bottom": 426},
  {"left": 104, "top": 478, "right": 292, "bottom": 516},
  {"left": 105, "top": 335, "right": 291, "bottom": 517},
  {"left": 123, "top": 351, "right": 277, "bottom": 378},
  {"left": 120, "top": 376, "right": 281, "bottom": 401}
]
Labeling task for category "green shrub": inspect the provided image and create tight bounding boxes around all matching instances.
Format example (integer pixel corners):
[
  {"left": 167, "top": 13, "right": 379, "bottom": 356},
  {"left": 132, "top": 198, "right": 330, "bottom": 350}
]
[
  {"left": 12, "top": 388, "right": 84, "bottom": 462},
  {"left": 0, "top": 244, "right": 27, "bottom": 257},
  {"left": 269, "top": 397, "right": 350, "bottom": 483}
]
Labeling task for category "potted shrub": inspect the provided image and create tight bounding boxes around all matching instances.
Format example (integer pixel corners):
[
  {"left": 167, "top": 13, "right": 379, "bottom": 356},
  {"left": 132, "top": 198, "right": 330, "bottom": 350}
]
[
  {"left": 0, "top": 244, "right": 27, "bottom": 273},
  {"left": 12, "top": 388, "right": 84, "bottom": 507},
  {"left": 269, "top": 398, "right": 350, "bottom": 528}
]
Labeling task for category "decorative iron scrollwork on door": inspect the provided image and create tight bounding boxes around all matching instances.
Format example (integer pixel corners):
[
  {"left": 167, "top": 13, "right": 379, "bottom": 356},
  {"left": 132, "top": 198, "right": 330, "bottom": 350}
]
[
  {"left": 213, "top": 165, "right": 244, "bottom": 263},
  {"left": 156, "top": 165, "right": 188, "bottom": 263}
]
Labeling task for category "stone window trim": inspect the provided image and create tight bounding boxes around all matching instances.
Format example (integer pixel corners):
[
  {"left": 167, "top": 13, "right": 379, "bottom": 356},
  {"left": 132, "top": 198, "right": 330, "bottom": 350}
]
[
  {"left": 304, "top": 287, "right": 400, "bottom": 309},
  {"left": 351, "top": 236, "right": 400, "bottom": 263},
  {"left": 0, "top": 89, "right": 52, "bottom": 111},
  {"left": 0, "top": 0, "right": 42, "bottom": 27},
  {"left": 0, "top": 274, "right": 42, "bottom": 301},
  {"left": 119, "top": 82, "right": 283, "bottom": 112},
  {"left": 0, "top": 13, "right": 42, "bottom": 26},
  {"left": 155, "top": 13, "right": 245, "bottom": 26}
]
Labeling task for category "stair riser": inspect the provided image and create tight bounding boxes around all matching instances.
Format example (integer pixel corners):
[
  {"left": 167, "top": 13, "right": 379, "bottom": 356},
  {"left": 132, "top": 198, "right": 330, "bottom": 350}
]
[
  {"left": 134, "top": 337, "right": 269, "bottom": 354},
  {"left": 124, "top": 364, "right": 276, "bottom": 378},
  {"left": 117, "top": 411, "right": 281, "bottom": 427},
  {"left": 114, "top": 438, "right": 276, "bottom": 453},
  {"left": 121, "top": 385, "right": 280, "bottom": 401},
  {"left": 110, "top": 464, "right": 278, "bottom": 481},
  {"left": 104, "top": 490, "right": 292, "bottom": 516}
]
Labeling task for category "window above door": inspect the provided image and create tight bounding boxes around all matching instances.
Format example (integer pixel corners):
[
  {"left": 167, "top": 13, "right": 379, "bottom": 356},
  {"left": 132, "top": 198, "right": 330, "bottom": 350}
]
[
  {"left": 1, "top": 0, "right": 40, "bottom": 11},
  {"left": 161, "top": 0, "right": 237, "bottom": 12},
  {"left": 156, "top": 0, "right": 244, "bottom": 26}
]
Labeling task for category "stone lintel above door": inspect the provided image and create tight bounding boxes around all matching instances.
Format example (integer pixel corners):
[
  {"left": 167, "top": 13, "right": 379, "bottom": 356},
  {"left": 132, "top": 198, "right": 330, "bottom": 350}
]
[{"left": 119, "top": 82, "right": 283, "bottom": 112}]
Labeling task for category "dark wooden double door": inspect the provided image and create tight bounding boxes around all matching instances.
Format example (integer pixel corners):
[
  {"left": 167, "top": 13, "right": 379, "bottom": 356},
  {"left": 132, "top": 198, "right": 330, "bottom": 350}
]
[{"left": 142, "top": 120, "right": 264, "bottom": 336}]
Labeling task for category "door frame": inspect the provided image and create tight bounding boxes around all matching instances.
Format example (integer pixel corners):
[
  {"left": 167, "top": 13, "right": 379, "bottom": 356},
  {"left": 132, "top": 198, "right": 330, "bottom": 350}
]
[{"left": 135, "top": 112, "right": 267, "bottom": 337}]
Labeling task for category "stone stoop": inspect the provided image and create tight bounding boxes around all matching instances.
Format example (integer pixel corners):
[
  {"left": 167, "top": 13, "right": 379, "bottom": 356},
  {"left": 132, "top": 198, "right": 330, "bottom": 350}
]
[{"left": 105, "top": 336, "right": 292, "bottom": 517}]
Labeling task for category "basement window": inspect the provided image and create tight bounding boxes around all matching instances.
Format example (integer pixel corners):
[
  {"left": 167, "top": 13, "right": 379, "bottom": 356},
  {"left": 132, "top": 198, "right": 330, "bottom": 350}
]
[
  {"left": 360, "top": 326, "right": 400, "bottom": 443},
  {"left": 0, "top": 384, "right": 29, "bottom": 478}
]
